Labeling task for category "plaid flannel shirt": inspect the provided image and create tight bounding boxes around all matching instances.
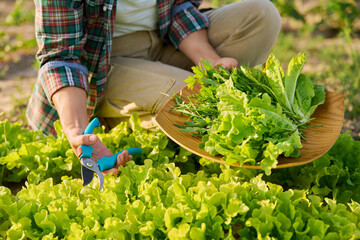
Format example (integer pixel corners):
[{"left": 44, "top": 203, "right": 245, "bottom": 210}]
[{"left": 27, "top": 0, "right": 209, "bottom": 135}]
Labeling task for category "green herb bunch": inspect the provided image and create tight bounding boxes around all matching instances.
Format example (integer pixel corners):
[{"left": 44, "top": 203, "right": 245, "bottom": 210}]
[{"left": 173, "top": 53, "right": 326, "bottom": 174}]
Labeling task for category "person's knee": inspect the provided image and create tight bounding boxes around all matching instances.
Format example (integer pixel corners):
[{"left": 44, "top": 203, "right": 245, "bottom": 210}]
[{"left": 250, "top": 0, "right": 282, "bottom": 33}]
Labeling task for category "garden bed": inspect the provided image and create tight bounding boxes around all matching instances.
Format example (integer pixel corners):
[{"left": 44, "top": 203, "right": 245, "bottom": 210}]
[{"left": 1, "top": 0, "right": 360, "bottom": 239}]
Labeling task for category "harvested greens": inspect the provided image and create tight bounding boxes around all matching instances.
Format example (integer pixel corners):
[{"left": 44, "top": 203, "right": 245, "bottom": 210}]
[{"left": 172, "top": 52, "right": 326, "bottom": 174}]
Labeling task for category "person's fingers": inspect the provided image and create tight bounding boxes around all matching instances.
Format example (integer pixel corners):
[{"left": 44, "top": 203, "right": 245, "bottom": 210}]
[
  {"left": 219, "top": 58, "right": 238, "bottom": 70},
  {"left": 103, "top": 168, "right": 119, "bottom": 176},
  {"left": 115, "top": 150, "right": 133, "bottom": 168},
  {"left": 102, "top": 151, "right": 133, "bottom": 176},
  {"left": 212, "top": 57, "right": 238, "bottom": 71},
  {"left": 229, "top": 59, "right": 238, "bottom": 68},
  {"left": 70, "top": 134, "right": 98, "bottom": 149},
  {"left": 68, "top": 134, "right": 98, "bottom": 158}
]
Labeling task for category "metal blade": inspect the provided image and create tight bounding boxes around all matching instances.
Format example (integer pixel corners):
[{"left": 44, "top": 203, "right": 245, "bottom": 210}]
[
  {"left": 81, "top": 165, "right": 94, "bottom": 186},
  {"left": 97, "top": 170, "right": 104, "bottom": 191},
  {"left": 82, "top": 158, "right": 104, "bottom": 191}
]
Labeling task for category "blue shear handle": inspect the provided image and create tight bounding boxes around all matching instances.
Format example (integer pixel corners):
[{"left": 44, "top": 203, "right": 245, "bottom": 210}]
[
  {"left": 97, "top": 147, "right": 142, "bottom": 172},
  {"left": 84, "top": 118, "right": 100, "bottom": 135},
  {"left": 79, "top": 118, "right": 101, "bottom": 159}
]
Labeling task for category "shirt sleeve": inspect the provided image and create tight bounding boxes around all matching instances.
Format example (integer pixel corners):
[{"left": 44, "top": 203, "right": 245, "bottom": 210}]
[
  {"left": 167, "top": 1, "right": 210, "bottom": 49},
  {"left": 34, "top": 0, "right": 89, "bottom": 106}
]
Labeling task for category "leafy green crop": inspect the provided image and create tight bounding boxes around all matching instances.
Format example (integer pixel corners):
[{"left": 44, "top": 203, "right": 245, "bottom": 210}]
[
  {"left": 264, "top": 132, "right": 360, "bottom": 205},
  {"left": 0, "top": 120, "right": 79, "bottom": 185},
  {"left": 0, "top": 115, "right": 197, "bottom": 187},
  {"left": 173, "top": 53, "right": 325, "bottom": 174},
  {"left": 1, "top": 156, "right": 360, "bottom": 239},
  {"left": 1, "top": 114, "right": 360, "bottom": 239}
]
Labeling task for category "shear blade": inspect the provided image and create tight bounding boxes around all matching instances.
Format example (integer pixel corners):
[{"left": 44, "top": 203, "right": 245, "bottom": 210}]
[
  {"left": 81, "top": 165, "right": 94, "bottom": 186},
  {"left": 82, "top": 158, "right": 104, "bottom": 190},
  {"left": 98, "top": 172, "right": 104, "bottom": 191}
]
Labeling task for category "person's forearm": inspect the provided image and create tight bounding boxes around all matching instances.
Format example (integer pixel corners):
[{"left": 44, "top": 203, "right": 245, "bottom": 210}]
[
  {"left": 178, "top": 29, "right": 238, "bottom": 69},
  {"left": 52, "top": 86, "right": 89, "bottom": 138},
  {"left": 178, "top": 29, "right": 221, "bottom": 65}
]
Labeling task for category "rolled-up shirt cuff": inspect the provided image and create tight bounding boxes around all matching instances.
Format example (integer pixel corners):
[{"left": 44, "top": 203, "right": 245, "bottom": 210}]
[
  {"left": 169, "top": 5, "right": 210, "bottom": 48},
  {"left": 171, "top": 2, "right": 194, "bottom": 17},
  {"left": 38, "top": 61, "right": 89, "bottom": 105},
  {"left": 39, "top": 61, "right": 89, "bottom": 76}
]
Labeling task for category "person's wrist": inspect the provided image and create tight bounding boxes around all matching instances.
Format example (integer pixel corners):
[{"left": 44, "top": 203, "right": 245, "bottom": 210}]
[
  {"left": 64, "top": 125, "right": 82, "bottom": 138},
  {"left": 61, "top": 119, "right": 87, "bottom": 137},
  {"left": 64, "top": 127, "right": 83, "bottom": 152}
]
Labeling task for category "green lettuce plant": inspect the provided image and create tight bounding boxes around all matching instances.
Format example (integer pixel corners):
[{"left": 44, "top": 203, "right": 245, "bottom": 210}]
[{"left": 173, "top": 53, "right": 325, "bottom": 174}]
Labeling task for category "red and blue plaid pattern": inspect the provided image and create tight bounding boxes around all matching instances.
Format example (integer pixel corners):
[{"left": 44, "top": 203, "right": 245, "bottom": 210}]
[
  {"left": 27, "top": 0, "right": 208, "bottom": 135},
  {"left": 158, "top": 0, "right": 209, "bottom": 47}
]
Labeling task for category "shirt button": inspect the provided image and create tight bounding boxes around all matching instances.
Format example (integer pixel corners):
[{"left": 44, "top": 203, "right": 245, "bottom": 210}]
[{"left": 103, "top": 5, "right": 107, "bottom": 11}]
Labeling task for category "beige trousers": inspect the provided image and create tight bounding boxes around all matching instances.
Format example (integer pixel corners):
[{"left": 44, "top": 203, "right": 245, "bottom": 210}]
[{"left": 99, "top": 0, "right": 282, "bottom": 129}]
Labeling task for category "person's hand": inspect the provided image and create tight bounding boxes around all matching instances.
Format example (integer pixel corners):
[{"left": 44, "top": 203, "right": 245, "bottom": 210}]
[
  {"left": 209, "top": 57, "right": 238, "bottom": 70},
  {"left": 66, "top": 128, "right": 132, "bottom": 176},
  {"left": 178, "top": 29, "right": 238, "bottom": 71},
  {"left": 52, "top": 87, "right": 131, "bottom": 175}
]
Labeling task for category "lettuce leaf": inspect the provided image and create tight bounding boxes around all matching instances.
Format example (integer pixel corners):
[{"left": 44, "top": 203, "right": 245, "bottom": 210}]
[
  {"left": 174, "top": 53, "right": 326, "bottom": 174},
  {"left": 285, "top": 52, "right": 307, "bottom": 106}
]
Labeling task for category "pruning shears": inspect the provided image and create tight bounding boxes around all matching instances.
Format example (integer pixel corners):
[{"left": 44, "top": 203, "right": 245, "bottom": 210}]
[{"left": 77, "top": 118, "right": 142, "bottom": 190}]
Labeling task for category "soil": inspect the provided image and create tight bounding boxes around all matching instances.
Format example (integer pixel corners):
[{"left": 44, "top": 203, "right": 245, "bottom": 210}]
[{"left": 0, "top": 0, "right": 37, "bottom": 122}]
